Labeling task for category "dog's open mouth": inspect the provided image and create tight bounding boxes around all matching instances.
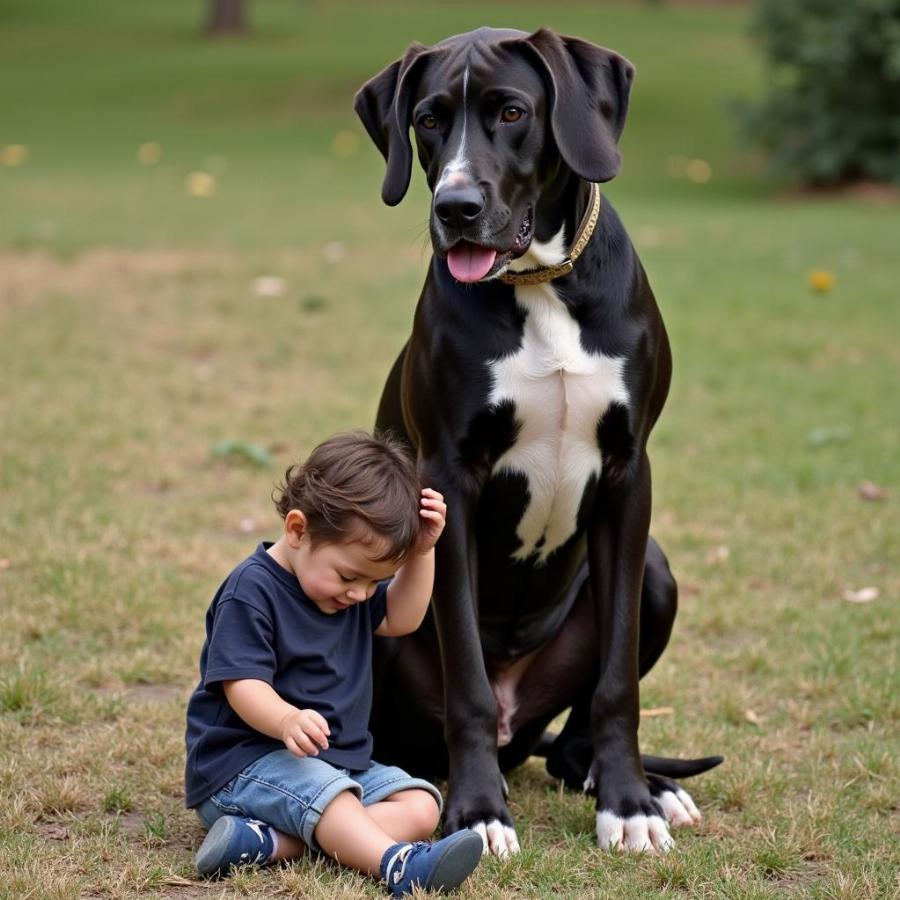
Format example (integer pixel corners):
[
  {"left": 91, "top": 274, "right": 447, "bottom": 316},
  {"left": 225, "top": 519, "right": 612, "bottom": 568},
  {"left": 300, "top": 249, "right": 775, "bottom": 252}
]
[{"left": 445, "top": 207, "right": 534, "bottom": 283}]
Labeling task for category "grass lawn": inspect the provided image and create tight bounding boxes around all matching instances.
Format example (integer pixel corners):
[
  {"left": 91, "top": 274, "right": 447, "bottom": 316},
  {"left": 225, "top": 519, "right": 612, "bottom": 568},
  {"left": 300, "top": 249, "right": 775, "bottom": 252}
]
[{"left": 1, "top": 1, "right": 898, "bottom": 897}]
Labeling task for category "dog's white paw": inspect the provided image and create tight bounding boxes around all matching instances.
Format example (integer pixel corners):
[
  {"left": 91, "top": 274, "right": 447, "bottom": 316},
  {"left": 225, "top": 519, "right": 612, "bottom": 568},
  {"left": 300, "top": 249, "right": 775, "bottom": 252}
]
[
  {"left": 471, "top": 819, "right": 520, "bottom": 857},
  {"left": 654, "top": 785, "right": 701, "bottom": 827},
  {"left": 596, "top": 811, "right": 674, "bottom": 853}
]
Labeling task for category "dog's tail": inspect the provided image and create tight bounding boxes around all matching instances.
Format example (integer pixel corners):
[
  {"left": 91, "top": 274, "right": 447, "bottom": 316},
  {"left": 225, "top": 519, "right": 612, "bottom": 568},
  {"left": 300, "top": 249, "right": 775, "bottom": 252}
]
[
  {"left": 641, "top": 754, "right": 724, "bottom": 779},
  {"left": 533, "top": 732, "right": 723, "bottom": 780}
]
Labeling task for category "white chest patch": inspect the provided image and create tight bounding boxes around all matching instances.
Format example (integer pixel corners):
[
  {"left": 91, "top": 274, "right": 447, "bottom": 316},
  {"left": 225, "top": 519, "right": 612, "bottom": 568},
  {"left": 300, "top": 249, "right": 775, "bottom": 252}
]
[{"left": 488, "top": 279, "right": 629, "bottom": 564}]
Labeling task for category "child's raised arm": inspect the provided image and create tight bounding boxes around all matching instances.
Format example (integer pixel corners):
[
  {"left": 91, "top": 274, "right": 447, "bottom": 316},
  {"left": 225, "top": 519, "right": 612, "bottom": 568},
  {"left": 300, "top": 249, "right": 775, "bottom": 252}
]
[{"left": 375, "top": 488, "right": 446, "bottom": 637}]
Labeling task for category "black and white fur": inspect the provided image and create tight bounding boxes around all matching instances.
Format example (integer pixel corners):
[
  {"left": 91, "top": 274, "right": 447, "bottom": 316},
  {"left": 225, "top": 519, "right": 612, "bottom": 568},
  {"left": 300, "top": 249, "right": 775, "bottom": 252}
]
[{"left": 355, "top": 26, "right": 721, "bottom": 857}]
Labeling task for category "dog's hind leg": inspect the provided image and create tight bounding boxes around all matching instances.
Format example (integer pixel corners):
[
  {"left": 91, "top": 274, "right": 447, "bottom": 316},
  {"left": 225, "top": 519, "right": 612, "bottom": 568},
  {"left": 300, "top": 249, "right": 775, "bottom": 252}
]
[
  {"left": 544, "top": 677, "right": 596, "bottom": 791},
  {"left": 545, "top": 538, "right": 719, "bottom": 819},
  {"left": 546, "top": 535, "right": 678, "bottom": 783},
  {"left": 370, "top": 615, "right": 449, "bottom": 778},
  {"left": 638, "top": 536, "right": 678, "bottom": 678},
  {"left": 522, "top": 538, "right": 677, "bottom": 790}
]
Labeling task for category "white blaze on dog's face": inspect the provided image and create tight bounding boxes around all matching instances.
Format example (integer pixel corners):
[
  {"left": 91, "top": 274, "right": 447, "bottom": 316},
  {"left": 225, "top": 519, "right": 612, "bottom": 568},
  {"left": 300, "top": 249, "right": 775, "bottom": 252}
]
[
  {"left": 488, "top": 248, "right": 629, "bottom": 563},
  {"left": 433, "top": 65, "right": 472, "bottom": 195},
  {"left": 413, "top": 40, "right": 550, "bottom": 280}
]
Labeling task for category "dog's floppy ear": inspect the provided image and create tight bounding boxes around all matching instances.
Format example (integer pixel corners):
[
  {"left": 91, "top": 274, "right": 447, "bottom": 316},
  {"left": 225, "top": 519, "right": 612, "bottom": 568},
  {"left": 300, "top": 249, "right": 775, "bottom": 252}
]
[
  {"left": 354, "top": 42, "right": 432, "bottom": 206},
  {"left": 519, "top": 28, "right": 634, "bottom": 183}
]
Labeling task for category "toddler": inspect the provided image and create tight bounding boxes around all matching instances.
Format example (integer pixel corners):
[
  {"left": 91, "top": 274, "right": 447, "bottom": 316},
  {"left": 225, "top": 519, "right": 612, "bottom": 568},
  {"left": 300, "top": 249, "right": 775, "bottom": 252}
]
[{"left": 184, "top": 431, "right": 481, "bottom": 894}]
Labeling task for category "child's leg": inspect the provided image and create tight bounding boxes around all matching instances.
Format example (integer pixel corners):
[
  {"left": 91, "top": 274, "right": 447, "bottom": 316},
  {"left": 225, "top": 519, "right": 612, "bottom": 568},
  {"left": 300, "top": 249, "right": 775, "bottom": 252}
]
[
  {"left": 365, "top": 789, "right": 440, "bottom": 843},
  {"left": 194, "top": 751, "right": 359, "bottom": 875},
  {"left": 314, "top": 790, "right": 483, "bottom": 895},
  {"left": 269, "top": 829, "right": 306, "bottom": 861},
  {"left": 313, "top": 790, "right": 397, "bottom": 876},
  {"left": 194, "top": 795, "right": 305, "bottom": 874}
]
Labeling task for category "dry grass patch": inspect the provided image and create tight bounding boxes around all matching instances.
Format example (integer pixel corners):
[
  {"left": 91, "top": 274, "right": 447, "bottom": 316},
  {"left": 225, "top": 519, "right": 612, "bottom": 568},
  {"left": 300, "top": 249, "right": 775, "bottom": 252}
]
[{"left": 2, "top": 233, "right": 898, "bottom": 896}]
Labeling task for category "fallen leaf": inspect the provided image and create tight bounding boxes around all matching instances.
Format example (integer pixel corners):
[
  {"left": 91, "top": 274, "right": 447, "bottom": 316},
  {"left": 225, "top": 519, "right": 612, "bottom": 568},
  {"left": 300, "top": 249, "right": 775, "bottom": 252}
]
[
  {"left": 843, "top": 586, "right": 879, "bottom": 604},
  {"left": 251, "top": 275, "right": 286, "bottom": 298},
  {"left": 745, "top": 709, "right": 761, "bottom": 726},
  {"left": 686, "top": 158, "right": 712, "bottom": 184},
  {"left": 640, "top": 707, "right": 674, "bottom": 718},
  {"left": 857, "top": 481, "right": 888, "bottom": 502},
  {"left": 185, "top": 171, "right": 216, "bottom": 198},
  {"left": 747, "top": 577, "right": 774, "bottom": 592},
  {"left": 705, "top": 545, "right": 730, "bottom": 565}
]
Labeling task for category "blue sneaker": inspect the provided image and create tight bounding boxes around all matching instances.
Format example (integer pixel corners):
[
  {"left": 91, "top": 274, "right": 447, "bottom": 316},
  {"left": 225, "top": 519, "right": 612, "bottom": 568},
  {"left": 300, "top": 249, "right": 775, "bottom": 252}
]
[
  {"left": 380, "top": 829, "right": 483, "bottom": 895},
  {"left": 195, "top": 815, "right": 275, "bottom": 877}
]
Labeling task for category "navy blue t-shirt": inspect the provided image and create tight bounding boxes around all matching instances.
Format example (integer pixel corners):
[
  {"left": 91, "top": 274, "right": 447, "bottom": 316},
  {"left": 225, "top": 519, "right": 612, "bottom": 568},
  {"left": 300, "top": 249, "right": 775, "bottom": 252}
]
[{"left": 184, "top": 542, "right": 389, "bottom": 808}]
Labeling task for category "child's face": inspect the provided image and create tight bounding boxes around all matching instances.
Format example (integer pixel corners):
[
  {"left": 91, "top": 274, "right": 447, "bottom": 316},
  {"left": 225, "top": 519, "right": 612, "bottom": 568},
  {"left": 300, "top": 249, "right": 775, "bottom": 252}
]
[{"left": 293, "top": 533, "right": 400, "bottom": 615}]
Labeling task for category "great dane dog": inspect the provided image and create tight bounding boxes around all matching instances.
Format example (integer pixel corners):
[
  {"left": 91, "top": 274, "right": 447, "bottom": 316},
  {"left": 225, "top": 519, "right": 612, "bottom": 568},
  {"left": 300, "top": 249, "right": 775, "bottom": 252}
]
[{"left": 354, "top": 27, "right": 721, "bottom": 856}]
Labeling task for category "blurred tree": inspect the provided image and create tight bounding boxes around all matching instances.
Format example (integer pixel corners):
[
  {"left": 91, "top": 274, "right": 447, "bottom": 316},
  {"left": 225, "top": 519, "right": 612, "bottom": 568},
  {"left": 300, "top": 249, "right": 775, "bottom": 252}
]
[
  {"left": 741, "top": 0, "right": 900, "bottom": 186},
  {"left": 207, "top": 0, "right": 247, "bottom": 35}
]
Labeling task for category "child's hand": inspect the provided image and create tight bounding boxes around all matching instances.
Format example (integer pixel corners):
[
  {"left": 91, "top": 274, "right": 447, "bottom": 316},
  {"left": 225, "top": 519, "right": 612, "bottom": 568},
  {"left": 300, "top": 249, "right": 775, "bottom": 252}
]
[
  {"left": 416, "top": 488, "right": 447, "bottom": 554},
  {"left": 280, "top": 707, "right": 330, "bottom": 758}
]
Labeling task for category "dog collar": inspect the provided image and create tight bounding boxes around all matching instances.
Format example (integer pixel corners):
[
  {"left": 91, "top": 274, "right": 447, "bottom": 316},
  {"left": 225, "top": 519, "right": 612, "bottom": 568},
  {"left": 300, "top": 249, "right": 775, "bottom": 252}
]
[{"left": 497, "top": 182, "right": 601, "bottom": 286}]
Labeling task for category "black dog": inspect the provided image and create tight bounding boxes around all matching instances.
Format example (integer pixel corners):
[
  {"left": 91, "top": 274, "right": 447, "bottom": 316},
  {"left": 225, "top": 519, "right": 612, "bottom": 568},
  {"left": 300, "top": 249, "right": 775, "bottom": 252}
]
[{"left": 355, "top": 27, "right": 720, "bottom": 855}]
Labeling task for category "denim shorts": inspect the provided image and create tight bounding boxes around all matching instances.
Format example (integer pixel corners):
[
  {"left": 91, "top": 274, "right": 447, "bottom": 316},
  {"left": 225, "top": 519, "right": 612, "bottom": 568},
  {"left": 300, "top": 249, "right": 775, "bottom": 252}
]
[{"left": 194, "top": 750, "right": 442, "bottom": 853}]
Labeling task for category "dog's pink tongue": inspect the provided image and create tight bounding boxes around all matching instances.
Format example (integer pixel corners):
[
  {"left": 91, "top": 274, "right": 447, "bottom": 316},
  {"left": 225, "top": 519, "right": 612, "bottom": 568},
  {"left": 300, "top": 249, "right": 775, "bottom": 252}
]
[{"left": 447, "top": 243, "right": 497, "bottom": 283}]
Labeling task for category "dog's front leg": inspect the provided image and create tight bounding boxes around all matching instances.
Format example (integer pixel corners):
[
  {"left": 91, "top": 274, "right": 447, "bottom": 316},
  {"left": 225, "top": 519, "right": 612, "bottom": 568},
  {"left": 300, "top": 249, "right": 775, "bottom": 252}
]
[
  {"left": 423, "top": 462, "right": 520, "bottom": 857},
  {"left": 586, "top": 450, "right": 673, "bottom": 852}
]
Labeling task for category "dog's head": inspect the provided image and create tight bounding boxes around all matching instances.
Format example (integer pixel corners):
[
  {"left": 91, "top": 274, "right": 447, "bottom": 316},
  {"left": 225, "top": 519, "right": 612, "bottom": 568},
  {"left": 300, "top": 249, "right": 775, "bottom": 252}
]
[{"left": 354, "top": 27, "right": 633, "bottom": 282}]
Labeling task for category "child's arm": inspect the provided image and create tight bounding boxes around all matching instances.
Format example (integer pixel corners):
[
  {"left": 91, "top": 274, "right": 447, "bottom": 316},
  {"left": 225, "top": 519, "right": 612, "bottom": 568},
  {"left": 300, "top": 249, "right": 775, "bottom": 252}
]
[
  {"left": 376, "top": 488, "right": 446, "bottom": 637},
  {"left": 223, "top": 678, "right": 330, "bottom": 758}
]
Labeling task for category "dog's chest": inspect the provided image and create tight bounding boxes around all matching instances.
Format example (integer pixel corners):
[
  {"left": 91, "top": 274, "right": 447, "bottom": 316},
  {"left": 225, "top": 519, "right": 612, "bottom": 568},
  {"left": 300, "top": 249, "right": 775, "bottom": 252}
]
[{"left": 487, "top": 284, "right": 628, "bottom": 563}]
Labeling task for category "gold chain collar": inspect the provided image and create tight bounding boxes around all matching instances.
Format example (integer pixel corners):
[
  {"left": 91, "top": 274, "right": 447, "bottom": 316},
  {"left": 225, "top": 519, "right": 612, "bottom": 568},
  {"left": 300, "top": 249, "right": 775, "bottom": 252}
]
[{"left": 497, "top": 182, "right": 601, "bottom": 287}]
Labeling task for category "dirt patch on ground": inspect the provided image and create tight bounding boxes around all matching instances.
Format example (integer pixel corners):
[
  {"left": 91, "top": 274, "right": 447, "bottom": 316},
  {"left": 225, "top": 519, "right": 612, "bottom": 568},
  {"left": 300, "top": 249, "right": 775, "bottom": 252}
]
[
  {"left": 0, "top": 247, "right": 238, "bottom": 309},
  {"left": 36, "top": 822, "right": 70, "bottom": 841},
  {"left": 124, "top": 683, "right": 187, "bottom": 704},
  {"left": 781, "top": 180, "right": 900, "bottom": 205}
]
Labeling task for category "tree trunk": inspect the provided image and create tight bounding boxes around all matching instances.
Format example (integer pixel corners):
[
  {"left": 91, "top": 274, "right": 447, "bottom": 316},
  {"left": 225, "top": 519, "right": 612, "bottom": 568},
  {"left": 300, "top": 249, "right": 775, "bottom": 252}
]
[{"left": 207, "top": 0, "right": 247, "bottom": 36}]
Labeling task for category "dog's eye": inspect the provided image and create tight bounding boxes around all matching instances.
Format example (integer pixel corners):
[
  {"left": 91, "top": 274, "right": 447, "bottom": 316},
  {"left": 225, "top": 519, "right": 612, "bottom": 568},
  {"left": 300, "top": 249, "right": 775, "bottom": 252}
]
[
  {"left": 500, "top": 107, "right": 524, "bottom": 124},
  {"left": 418, "top": 114, "right": 438, "bottom": 130}
]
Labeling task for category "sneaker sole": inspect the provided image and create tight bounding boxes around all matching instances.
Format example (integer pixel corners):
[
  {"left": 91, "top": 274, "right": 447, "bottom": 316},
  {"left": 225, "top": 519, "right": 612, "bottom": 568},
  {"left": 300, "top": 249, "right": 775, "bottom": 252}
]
[
  {"left": 425, "top": 831, "right": 484, "bottom": 893},
  {"left": 195, "top": 815, "right": 239, "bottom": 876}
]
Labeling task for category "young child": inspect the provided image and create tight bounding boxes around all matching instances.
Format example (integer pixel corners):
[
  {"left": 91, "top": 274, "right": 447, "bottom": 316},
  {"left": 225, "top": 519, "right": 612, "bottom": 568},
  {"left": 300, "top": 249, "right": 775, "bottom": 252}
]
[{"left": 184, "top": 431, "right": 482, "bottom": 894}]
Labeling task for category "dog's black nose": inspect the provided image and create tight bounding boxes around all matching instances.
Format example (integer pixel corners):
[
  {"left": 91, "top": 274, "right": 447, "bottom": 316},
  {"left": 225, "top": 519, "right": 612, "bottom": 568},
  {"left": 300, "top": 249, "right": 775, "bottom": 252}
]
[{"left": 434, "top": 186, "right": 485, "bottom": 229}]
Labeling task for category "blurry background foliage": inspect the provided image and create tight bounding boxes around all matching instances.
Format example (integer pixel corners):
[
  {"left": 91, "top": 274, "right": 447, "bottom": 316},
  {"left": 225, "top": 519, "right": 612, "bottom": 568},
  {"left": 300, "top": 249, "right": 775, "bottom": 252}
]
[{"left": 740, "top": 0, "right": 900, "bottom": 186}]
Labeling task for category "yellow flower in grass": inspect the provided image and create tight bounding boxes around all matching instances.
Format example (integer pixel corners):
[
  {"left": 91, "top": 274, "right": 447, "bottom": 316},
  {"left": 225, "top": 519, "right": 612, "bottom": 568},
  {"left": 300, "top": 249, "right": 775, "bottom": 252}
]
[
  {"left": 186, "top": 171, "right": 216, "bottom": 198},
  {"left": 808, "top": 269, "right": 836, "bottom": 293},
  {"left": 686, "top": 158, "right": 712, "bottom": 184},
  {"left": 2, "top": 144, "right": 28, "bottom": 166}
]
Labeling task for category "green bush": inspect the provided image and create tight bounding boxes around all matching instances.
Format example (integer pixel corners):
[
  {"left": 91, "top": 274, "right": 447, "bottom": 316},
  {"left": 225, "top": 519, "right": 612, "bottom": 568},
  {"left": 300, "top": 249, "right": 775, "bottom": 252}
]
[{"left": 742, "top": 0, "right": 900, "bottom": 186}]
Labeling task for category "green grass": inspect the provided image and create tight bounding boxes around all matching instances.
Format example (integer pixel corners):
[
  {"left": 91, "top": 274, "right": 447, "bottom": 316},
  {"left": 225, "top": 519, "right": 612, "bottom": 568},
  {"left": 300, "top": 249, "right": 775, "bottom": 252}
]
[{"left": 1, "top": 1, "right": 899, "bottom": 898}]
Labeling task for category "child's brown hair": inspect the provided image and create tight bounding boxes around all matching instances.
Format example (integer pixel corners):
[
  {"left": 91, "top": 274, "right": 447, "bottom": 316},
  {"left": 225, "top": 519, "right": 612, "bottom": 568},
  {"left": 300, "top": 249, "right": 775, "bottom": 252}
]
[{"left": 273, "top": 431, "right": 422, "bottom": 562}]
